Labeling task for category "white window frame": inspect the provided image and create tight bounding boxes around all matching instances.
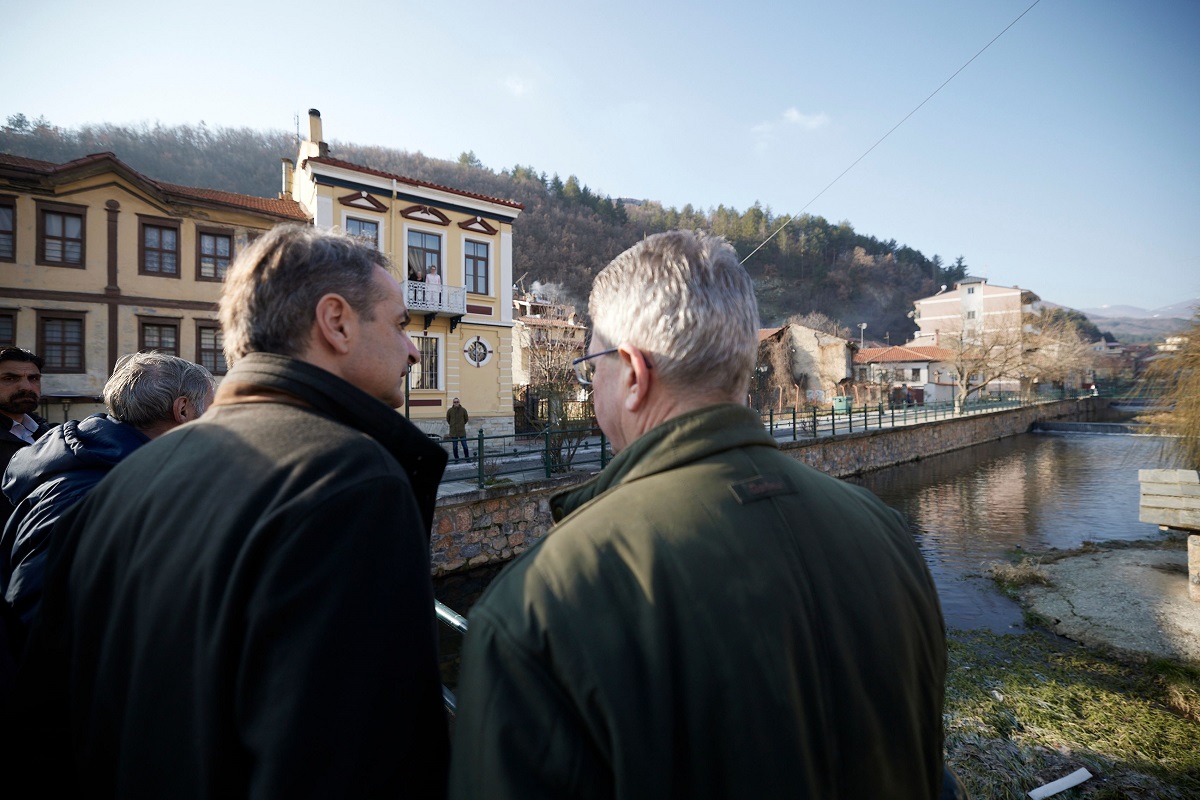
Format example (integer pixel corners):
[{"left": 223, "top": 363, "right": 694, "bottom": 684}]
[
  {"left": 342, "top": 213, "right": 383, "bottom": 250},
  {"left": 461, "top": 235, "right": 493, "bottom": 296},
  {"left": 404, "top": 224, "right": 446, "bottom": 282},
  {"left": 409, "top": 331, "right": 444, "bottom": 391}
]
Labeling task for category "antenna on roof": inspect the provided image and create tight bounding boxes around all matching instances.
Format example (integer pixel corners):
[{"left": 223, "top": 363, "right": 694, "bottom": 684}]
[{"left": 293, "top": 112, "right": 300, "bottom": 147}]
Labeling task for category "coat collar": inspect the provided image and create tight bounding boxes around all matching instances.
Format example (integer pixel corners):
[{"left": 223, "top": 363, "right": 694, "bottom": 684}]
[
  {"left": 551, "top": 403, "right": 776, "bottom": 522},
  {"left": 214, "top": 353, "right": 448, "bottom": 532}
]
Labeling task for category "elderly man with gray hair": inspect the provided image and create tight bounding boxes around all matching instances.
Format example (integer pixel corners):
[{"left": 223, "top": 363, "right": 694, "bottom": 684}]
[
  {"left": 450, "top": 230, "right": 951, "bottom": 799},
  {"left": 0, "top": 351, "right": 214, "bottom": 634}
]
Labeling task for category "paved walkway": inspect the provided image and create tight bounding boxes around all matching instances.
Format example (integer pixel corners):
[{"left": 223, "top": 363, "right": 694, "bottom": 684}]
[{"left": 1020, "top": 546, "right": 1200, "bottom": 663}]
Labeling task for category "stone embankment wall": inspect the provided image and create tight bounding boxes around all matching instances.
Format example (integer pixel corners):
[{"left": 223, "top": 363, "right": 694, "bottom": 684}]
[{"left": 429, "top": 397, "right": 1100, "bottom": 575}]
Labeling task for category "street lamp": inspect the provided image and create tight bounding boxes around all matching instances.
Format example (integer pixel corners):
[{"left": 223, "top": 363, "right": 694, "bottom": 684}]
[{"left": 858, "top": 322, "right": 867, "bottom": 347}]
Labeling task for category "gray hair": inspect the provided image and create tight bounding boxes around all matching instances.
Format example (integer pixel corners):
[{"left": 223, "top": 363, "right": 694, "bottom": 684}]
[
  {"left": 589, "top": 230, "right": 759, "bottom": 397},
  {"left": 104, "top": 352, "right": 216, "bottom": 430},
  {"left": 219, "top": 224, "right": 390, "bottom": 362}
]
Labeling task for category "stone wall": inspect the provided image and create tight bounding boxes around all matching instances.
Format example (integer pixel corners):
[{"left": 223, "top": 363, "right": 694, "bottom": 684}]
[
  {"left": 430, "top": 473, "right": 591, "bottom": 575},
  {"left": 429, "top": 397, "right": 1100, "bottom": 575}
]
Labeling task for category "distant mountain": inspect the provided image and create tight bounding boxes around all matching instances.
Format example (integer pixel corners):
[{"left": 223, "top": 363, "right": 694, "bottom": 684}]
[{"left": 1081, "top": 299, "right": 1199, "bottom": 320}]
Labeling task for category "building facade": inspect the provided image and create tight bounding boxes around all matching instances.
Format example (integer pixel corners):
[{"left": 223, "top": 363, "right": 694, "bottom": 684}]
[
  {"left": 0, "top": 151, "right": 307, "bottom": 423},
  {"left": 288, "top": 110, "right": 523, "bottom": 437},
  {"left": 853, "top": 345, "right": 956, "bottom": 405},
  {"left": 909, "top": 276, "right": 1040, "bottom": 396}
]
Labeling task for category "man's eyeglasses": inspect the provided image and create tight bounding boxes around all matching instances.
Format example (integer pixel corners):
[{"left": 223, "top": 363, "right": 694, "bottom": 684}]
[{"left": 571, "top": 348, "right": 618, "bottom": 385}]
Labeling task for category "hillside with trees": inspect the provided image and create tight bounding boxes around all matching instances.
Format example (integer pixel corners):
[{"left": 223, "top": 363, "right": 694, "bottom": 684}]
[{"left": 3, "top": 113, "right": 981, "bottom": 339}]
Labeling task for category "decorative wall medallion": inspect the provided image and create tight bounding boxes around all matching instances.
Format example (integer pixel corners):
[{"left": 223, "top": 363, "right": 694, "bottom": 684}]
[{"left": 464, "top": 335, "right": 493, "bottom": 367}]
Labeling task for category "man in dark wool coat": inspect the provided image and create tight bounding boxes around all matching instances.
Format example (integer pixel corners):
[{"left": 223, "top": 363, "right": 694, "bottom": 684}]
[{"left": 7, "top": 225, "right": 450, "bottom": 799}]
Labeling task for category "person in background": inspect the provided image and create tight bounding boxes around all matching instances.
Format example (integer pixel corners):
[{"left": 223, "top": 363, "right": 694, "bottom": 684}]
[
  {"left": 425, "top": 264, "right": 442, "bottom": 306},
  {"left": 0, "top": 351, "right": 215, "bottom": 636},
  {"left": 446, "top": 396, "right": 470, "bottom": 462},
  {"left": 0, "top": 348, "right": 53, "bottom": 532},
  {"left": 450, "top": 230, "right": 951, "bottom": 799},
  {"left": 8, "top": 224, "right": 450, "bottom": 798}
]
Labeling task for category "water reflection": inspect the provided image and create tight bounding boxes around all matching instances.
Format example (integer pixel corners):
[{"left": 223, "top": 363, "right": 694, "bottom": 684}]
[
  {"left": 849, "top": 432, "right": 1169, "bottom": 632},
  {"left": 435, "top": 432, "right": 1171, "bottom": 665}
]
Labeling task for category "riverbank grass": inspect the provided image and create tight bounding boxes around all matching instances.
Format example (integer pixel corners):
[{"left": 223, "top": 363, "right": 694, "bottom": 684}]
[{"left": 945, "top": 629, "right": 1200, "bottom": 798}]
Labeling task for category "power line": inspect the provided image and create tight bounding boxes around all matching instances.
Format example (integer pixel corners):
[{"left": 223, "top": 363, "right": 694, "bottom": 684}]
[{"left": 741, "top": 0, "right": 1042, "bottom": 265}]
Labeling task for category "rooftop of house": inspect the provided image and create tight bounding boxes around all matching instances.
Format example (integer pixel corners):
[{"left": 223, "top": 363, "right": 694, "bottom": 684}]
[
  {"left": 0, "top": 152, "right": 308, "bottom": 221},
  {"left": 854, "top": 345, "right": 956, "bottom": 364}
]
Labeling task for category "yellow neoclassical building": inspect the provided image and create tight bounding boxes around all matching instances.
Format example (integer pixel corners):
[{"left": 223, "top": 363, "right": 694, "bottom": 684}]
[
  {"left": 0, "top": 151, "right": 308, "bottom": 421},
  {"left": 0, "top": 111, "right": 523, "bottom": 435},
  {"left": 288, "top": 110, "right": 523, "bottom": 437}
]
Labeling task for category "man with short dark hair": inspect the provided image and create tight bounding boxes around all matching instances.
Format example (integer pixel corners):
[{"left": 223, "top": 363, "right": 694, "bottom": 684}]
[
  {"left": 450, "top": 231, "right": 950, "bottom": 799},
  {"left": 446, "top": 397, "right": 470, "bottom": 462},
  {"left": 1, "top": 351, "right": 215, "bottom": 633},
  {"left": 12, "top": 225, "right": 450, "bottom": 798},
  {"left": 0, "top": 348, "right": 53, "bottom": 531}
]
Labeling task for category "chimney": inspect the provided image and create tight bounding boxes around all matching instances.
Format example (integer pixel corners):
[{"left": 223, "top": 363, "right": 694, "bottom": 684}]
[
  {"left": 308, "top": 108, "right": 329, "bottom": 157},
  {"left": 280, "top": 158, "right": 294, "bottom": 198}
]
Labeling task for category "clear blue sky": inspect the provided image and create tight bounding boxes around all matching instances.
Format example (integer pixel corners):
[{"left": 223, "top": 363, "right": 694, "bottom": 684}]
[{"left": 4, "top": 0, "right": 1197, "bottom": 313}]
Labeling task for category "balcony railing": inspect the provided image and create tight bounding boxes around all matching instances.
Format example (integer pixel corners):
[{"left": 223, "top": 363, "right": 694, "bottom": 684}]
[{"left": 404, "top": 281, "right": 466, "bottom": 316}]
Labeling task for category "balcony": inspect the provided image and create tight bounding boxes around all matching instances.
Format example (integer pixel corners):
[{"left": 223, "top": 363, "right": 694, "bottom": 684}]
[{"left": 404, "top": 281, "right": 466, "bottom": 330}]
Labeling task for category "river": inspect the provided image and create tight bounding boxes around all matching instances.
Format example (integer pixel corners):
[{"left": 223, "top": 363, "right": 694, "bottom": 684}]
[
  {"left": 434, "top": 431, "right": 1171, "bottom": 683},
  {"left": 848, "top": 430, "right": 1170, "bottom": 631}
]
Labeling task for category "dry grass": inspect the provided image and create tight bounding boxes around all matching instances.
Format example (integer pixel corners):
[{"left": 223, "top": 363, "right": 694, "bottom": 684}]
[
  {"left": 988, "top": 557, "right": 1052, "bottom": 590},
  {"left": 945, "top": 630, "right": 1200, "bottom": 797}
]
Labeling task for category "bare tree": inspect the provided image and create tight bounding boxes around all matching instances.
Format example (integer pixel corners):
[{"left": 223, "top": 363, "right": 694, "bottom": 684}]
[
  {"left": 513, "top": 305, "right": 594, "bottom": 471},
  {"left": 939, "top": 319, "right": 1027, "bottom": 412},
  {"left": 1140, "top": 316, "right": 1200, "bottom": 469},
  {"left": 1025, "top": 315, "right": 1097, "bottom": 392}
]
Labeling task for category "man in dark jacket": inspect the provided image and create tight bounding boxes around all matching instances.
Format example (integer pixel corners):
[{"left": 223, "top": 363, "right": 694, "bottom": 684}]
[
  {"left": 1, "top": 351, "right": 214, "bottom": 633},
  {"left": 0, "top": 348, "right": 54, "bottom": 532},
  {"left": 450, "top": 231, "right": 950, "bottom": 799},
  {"left": 446, "top": 396, "right": 470, "bottom": 461},
  {"left": 10, "top": 225, "right": 450, "bottom": 798}
]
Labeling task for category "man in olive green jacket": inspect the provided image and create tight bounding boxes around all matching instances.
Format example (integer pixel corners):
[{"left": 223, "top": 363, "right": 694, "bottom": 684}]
[{"left": 450, "top": 231, "right": 950, "bottom": 799}]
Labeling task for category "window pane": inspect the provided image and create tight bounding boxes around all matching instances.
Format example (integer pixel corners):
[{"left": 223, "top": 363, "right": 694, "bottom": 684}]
[
  {"left": 411, "top": 337, "right": 439, "bottom": 390},
  {"left": 0, "top": 315, "right": 13, "bottom": 346},
  {"left": 43, "top": 318, "right": 83, "bottom": 370},
  {"left": 64, "top": 215, "right": 81, "bottom": 238},
  {"left": 46, "top": 213, "right": 62, "bottom": 237}
]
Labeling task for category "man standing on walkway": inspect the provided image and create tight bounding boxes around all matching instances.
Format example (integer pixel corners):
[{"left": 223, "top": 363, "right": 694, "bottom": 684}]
[
  {"left": 450, "top": 230, "right": 949, "bottom": 799},
  {"left": 0, "top": 348, "right": 54, "bottom": 531},
  {"left": 1, "top": 351, "right": 215, "bottom": 635},
  {"left": 447, "top": 396, "right": 470, "bottom": 462},
  {"left": 10, "top": 225, "right": 450, "bottom": 798}
]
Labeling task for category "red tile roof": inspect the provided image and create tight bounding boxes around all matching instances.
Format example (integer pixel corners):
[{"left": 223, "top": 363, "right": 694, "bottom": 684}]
[
  {"left": 854, "top": 345, "right": 956, "bottom": 364},
  {"left": 0, "top": 152, "right": 307, "bottom": 221},
  {"left": 157, "top": 183, "right": 307, "bottom": 220},
  {"left": 303, "top": 156, "right": 524, "bottom": 211}
]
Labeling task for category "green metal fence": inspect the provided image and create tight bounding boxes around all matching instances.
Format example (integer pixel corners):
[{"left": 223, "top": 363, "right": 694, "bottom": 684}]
[
  {"left": 444, "top": 426, "right": 610, "bottom": 489},
  {"left": 753, "top": 389, "right": 1088, "bottom": 440}
]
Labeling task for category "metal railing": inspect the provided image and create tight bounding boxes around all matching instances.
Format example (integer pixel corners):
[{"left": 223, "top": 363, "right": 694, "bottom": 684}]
[
  {"left": 441, "top": 426, "right": 611, "bottom": 489},
  {"left": 403, "top": 281, "right": 466, "bottom": 315},
  {"left": 435, "top": 600, "right": 468, "bottom": 713},
  {"left": 753, "top": 389, "right": 1092, "bottom": 441}
]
